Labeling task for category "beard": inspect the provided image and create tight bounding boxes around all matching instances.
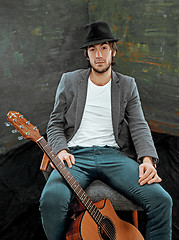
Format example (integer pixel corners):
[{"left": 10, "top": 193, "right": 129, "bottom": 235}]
[{"left": 92, "top": 63, "right": 111, "bottom": 74}]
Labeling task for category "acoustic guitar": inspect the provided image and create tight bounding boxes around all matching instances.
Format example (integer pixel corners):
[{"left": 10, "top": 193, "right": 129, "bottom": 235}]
[{"left": 7, "top": 111, "right": 144, "bottom": 240}]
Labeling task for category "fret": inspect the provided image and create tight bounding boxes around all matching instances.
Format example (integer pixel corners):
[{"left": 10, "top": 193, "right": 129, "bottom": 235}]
[
  {"left": 56, "top": 161, "right": 63, "bottom": 169},
  {"left": 41, "top": 143, "right": 48, "bottom": 149},
  {"left": 77, "top": 188, "right": 83, "bottom": 196},
  {"left": 92, "top": 207, "right": 99, "bottom": 219},
  {"left": 69, "top": 180, "right": 79, "bottom": 191},
  {"left": 90, "top": 204, "right": 96, "bottom": 215},
  {"left": 56, "top": 162, "right": 63, "bottom": 170},
  {"left": 94, "top": 210, "right": 101, "bottom": 222},
  {"left": 71, "top": 181, "right": 77, "bottom": 188},
  {"left": 93, "top": 208, "right": 103, "bottom": 225},
  {"left": 66, "top": 172, "right": 72, "bottom": 180},
  {"left": 80, "top": 192, "right": 85, "bottom": 202},
  {"left": 67, "top": 175, "right": 73, "bottom": 182},
  {"left": 54, "top": 161, "right": 67, "bottom": 177},
  {"left": 43, "top": 143, "right": 52, "bottom": 152},
  {"left": 76, "top": 189, "right": 83, "bottom": 198},
  {"left": 75, "top": 184, "right": 82, "bottom": 195},
  {"left": 38, "top": 138, "right": 50, "bottom": 150},
  {"left": 81, "top": 192, "right": 87, "bottom": 202},
  {"left": 62, "top": 167, "right": 68, "bottom": 175},
  {"left": 98, "top": 214, "right": 103, "bottom": 225},
  {"left": 63, "top": 171, "right": 72, "bottom": 181},
  {"left": 69, "top": 176, "right": 75, "bottom": 185},
  {"left": 93, "top": 211, "right": 98, "bottom": 221},
  {"left": 84, "top": 196, "right": 91, "bottom": 207},
  {"left": 47, "top": 150, "right": 56, "bottom": 159},
  {"left": 71, "top": 181, "right": 78, "bottom": 190},
  {"left": 85, "top": 199, "right": 93, "bottom": 210},
  {"left": 38, "top": 138, "right": 56, "bottom": 163},
  {"left": 91, "top": 208, "right": 97, "bottom": 219},
  {"left": 53, "top": 157, "right": 63, "bottom": 167}
]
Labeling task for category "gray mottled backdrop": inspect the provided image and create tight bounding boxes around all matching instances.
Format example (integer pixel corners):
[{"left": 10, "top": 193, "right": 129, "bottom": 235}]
[{"left": 0, "top": 0, "right": 178, "bottom": 155}]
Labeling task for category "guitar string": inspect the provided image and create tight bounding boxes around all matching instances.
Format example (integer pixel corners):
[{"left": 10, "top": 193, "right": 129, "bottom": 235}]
[
  {"left": 100, "top": 220, "right": 116, "bottom": 240},
  {"left": 92, "top": 208, "right": 116, "bottom": 240}
]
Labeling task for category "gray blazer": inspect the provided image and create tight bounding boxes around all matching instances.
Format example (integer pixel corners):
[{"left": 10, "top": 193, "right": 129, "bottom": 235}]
[{"left": 47, "top": 69, "right": 158, "bottom": 163}]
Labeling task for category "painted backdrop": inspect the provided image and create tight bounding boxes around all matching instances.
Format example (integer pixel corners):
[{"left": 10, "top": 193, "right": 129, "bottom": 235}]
[{"left": 0, "top": 0, "right": 178, "bottom": 154}]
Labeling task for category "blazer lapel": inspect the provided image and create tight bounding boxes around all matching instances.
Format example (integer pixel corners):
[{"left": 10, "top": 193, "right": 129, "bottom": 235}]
[
  {"left": 75, "top": 69, "right": 90, "bottom": 131},
  {"left": 111, "top": 70, "right": 121, "bottom": 140}
]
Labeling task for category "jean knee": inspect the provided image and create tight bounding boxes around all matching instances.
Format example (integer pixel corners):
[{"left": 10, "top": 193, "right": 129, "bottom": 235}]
[
  {"left": 162, "top": 191, "right": 173, "bottom": 209},
  {"left": 40, "top": 183, "right": 73, "bottom": 213},
  {"left": 154, "top": 189, "right": 173, "bottom": 214}
]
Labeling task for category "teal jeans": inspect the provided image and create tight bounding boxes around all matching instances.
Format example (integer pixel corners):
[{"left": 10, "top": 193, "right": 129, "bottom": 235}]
[{"left": 39, "top": 146, "right": 172, "bottom": 240}]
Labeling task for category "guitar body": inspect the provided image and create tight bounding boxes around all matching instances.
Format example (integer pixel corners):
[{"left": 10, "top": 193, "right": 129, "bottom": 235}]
[{"left": 66, "top": 199, "right": 144, "bottom": 240}]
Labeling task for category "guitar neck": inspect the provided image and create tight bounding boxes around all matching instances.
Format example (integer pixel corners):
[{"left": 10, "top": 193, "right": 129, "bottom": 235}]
[{"left": 37, "top": 136, "right": 103, "bottom": 225}]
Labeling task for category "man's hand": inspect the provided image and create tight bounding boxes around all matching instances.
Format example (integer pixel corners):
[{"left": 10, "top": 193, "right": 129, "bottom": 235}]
[
  {"left": 138, "top": 157, "right": 162, "bottom": 186},
  {"left": 50, "top": 150, "right": 75, "bottom": 169}
]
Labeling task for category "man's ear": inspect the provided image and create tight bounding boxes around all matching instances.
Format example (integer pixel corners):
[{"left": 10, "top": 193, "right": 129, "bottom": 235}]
[
  {"left": 112, "top": 50, "right": 116, "bottom": 57},
  {"left": 84, "top": 48, "right": 89, "bottom": 60}
]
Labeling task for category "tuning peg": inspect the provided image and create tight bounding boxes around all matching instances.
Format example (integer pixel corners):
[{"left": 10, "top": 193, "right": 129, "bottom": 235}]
[
  {"left": 5, "top": 122, "right": 12, "bottom": 127},
  {"left": 12, "top": 129, "right": 18, "bottom": 133},
  {"left": 18, "top": 136, "right": 24, "bottom": 141}
]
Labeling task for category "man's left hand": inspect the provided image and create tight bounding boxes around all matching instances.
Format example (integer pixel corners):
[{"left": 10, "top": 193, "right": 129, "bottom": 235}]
[{"left": 138, "top": 157, "right": 162, "bottom": 186}]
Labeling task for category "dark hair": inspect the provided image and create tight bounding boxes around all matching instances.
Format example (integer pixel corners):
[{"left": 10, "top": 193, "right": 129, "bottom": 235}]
[{"left": 84, "top": 41, "right": 118, "bottom": 66}]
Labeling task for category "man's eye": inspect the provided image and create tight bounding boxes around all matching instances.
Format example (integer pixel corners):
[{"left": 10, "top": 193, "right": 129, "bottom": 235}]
[{"left": 89, "top": 48, "right": 95, "bottom": 51}]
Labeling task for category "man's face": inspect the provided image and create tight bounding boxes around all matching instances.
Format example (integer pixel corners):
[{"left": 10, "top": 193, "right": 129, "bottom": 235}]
[{"left": 87, "top": 42, "right": 115, "bottom": 74}]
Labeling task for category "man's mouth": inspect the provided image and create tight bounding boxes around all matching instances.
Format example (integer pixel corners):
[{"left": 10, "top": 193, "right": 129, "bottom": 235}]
[{"left": 95, "top": 60, "right": 105, "bottom": 64}]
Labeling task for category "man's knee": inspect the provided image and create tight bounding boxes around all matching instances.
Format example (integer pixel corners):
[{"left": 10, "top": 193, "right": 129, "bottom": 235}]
[
  {"left": 40, "top": 183, "right": 73, "bottom": 212},
  {"left": 152, "top": 188, "right": 173, "bottom": 214},
  {"left": 161, "top": 191, "right": 173, "bottom": 209}
]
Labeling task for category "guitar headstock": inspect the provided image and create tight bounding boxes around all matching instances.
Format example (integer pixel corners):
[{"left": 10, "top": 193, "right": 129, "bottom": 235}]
[{"left": 7, "top": 111, "right": 42, "bottom": 143}]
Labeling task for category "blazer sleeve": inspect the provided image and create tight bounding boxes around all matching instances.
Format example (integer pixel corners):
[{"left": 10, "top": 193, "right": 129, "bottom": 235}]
[
  {"left": 125, "top": 78, "right": 159, "bottom": 163},
  {"left": 47, "top": 73, "right": 70, "bottom": 154}
]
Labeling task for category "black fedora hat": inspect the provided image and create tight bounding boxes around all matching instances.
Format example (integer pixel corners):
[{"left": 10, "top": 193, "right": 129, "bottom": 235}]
[{"left": 81, "top": 21, "right": 119, "bottom": 49}]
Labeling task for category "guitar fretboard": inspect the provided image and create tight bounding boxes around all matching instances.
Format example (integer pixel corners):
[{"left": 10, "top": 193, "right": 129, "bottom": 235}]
[{"left": 37, "top": 137, "right": 104, "bottom": 226}]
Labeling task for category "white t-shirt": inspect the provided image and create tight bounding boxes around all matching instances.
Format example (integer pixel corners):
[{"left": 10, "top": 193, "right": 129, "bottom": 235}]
[{"left": 68, "top": 78, "right": 118, "bottom": 148}]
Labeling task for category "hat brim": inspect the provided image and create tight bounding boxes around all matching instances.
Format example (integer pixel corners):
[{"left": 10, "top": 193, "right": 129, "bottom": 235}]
[{"left": 80, "top": 38, "right": 119, "bottom": 49}]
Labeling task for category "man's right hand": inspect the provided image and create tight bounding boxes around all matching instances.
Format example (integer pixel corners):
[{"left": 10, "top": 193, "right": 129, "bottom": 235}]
[{"left": 50, "top": 150, "right": 75, "bottom": 169}]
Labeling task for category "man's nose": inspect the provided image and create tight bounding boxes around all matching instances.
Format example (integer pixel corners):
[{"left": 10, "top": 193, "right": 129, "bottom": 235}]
[{"left": 96, "top": 49, "right": 102, "bottom": 58}]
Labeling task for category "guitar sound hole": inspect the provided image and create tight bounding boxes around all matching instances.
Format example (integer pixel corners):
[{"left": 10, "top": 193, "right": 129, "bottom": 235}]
[{"left": 99, "top": 217, "right": 116, "bottom": 240}]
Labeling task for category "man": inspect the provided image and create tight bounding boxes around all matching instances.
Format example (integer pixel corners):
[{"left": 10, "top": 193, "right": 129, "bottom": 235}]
[{"left": 40, "top": 22, "right": 172, "bottom": 240}]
